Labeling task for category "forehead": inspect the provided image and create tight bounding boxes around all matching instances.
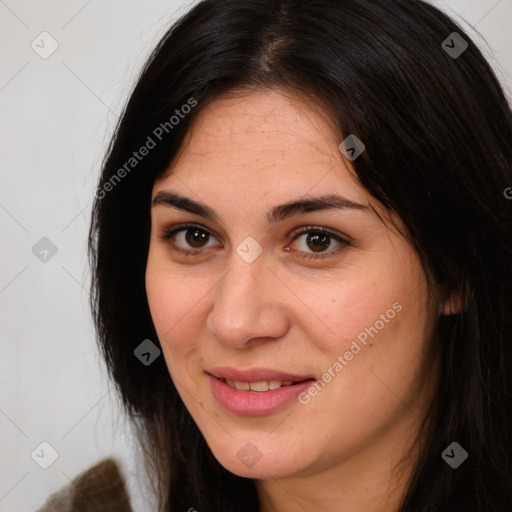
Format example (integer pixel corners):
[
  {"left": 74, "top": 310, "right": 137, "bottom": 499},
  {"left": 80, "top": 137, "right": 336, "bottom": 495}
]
[{"left": 154, "top": 88, "right": 368, "bottom": 204}]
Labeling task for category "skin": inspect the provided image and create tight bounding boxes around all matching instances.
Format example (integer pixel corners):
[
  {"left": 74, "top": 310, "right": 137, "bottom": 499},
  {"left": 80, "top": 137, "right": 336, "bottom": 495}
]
[{"left": 145, "top": 87, "right": 450, "bottom": 511}]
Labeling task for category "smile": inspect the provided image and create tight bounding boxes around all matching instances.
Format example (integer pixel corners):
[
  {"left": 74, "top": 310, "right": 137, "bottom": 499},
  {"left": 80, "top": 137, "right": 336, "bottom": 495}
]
[
  {"left": 208, "top": 374, "right": 315, "bottom": 415},
  {"left": 222, "top": 378, "right": 300, "bottom": 392}
]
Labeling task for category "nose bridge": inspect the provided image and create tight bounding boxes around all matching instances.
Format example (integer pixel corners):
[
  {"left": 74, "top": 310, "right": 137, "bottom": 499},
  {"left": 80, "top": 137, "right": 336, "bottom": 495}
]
[{"left": 206, "top": 252, "right": 288, "bottom": 346}]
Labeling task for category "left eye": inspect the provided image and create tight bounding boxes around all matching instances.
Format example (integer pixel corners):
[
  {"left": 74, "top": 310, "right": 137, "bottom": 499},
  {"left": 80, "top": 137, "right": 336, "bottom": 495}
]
[
  {"left": 289, "top": 228, "right": 346, "bottom": 256},
  {"left": 159, "top": 223, "right": 349, "bottom": 260}
]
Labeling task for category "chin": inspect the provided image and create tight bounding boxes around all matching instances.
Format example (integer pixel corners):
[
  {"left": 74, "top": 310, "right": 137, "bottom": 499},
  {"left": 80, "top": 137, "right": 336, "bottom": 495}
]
[
  {"left": 218, "top": 456, "right": 296, "bottom": 480},
  {"left": 207, "top": 439, "right": 305, "bottom": 480}
]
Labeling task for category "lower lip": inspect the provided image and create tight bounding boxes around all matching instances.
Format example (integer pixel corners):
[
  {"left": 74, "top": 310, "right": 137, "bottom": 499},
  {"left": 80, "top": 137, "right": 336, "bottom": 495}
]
[{"left": 208, "top": 374, "right": 314, "bottom": 415}]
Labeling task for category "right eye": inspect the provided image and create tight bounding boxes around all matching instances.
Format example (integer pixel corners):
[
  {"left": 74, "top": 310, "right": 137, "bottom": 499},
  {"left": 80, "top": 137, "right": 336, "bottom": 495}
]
[{"left": 159, "top": 223, "right": 221, "bottom": 256}]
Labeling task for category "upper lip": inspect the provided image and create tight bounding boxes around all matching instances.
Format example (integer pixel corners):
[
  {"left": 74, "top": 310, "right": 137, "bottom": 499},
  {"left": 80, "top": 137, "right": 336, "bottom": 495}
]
[{"left": 207, "top": 366, "right": 315, "bottom": 382}]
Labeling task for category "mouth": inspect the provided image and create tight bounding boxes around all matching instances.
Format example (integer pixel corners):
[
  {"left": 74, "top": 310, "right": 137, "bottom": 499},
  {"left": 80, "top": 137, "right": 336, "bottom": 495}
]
[
  {"left": 213, "top": 376, "right": 313, "bottom": 392},
  {"left": 207, "top": 366, "right": 315, "bottom": 383},
  {"left": 206, "top": 367, "right": 316, "bottom": 415}
]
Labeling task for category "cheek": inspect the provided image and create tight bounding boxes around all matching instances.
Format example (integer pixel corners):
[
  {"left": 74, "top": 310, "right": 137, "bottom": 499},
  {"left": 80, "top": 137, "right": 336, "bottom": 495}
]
[
  {"left": 145, "top": 241, "right": 207, "bottom": 331},
  {"left": 318, "top": 276, "right": 433, "bottom": 423},
  {"left": 146, "top": 271, "right": 195, "bottom": 335},
  {"left": 299, "top": 252, "right": 429, "bottom": 378},
  {"left": 294, "top": 268, "right": 402, "bottom": 354},
  {"left": 145, "top": 258, "right": 211, "bottom": 376}
]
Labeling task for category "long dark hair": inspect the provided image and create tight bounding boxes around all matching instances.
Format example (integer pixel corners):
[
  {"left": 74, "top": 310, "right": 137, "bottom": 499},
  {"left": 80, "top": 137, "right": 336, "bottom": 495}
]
[{"left": 87, "top": 0, "right": 512, "bottom": 510}]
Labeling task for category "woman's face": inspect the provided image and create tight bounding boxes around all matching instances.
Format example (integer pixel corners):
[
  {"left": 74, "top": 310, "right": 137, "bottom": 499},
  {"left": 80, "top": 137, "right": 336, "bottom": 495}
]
[{"left": 146, "top": 88, "right": 441, "bottom": 485}]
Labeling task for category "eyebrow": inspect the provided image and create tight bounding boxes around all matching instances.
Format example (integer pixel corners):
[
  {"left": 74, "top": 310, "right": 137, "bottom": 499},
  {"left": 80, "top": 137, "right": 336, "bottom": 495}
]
[{"left": 151, "top": 190, "right": 369, "bottom": 224}]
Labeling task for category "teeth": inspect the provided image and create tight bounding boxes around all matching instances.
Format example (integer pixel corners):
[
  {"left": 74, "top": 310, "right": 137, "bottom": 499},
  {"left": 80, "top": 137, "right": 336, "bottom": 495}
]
[
  {"left": 223, "top": 379, "right": 298, "bottom": 392},
  {"left": 234, "top": 380, "right": 250, "bottom": 391},
  {"left": 249, "top": 381, "right": 268, "bottom": 392}
]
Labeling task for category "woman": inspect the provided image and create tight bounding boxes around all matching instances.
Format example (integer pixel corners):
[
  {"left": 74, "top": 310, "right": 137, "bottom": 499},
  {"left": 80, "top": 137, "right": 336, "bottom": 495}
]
[{"left": 38, "top": 0, "right": 512, "bottom": 510}]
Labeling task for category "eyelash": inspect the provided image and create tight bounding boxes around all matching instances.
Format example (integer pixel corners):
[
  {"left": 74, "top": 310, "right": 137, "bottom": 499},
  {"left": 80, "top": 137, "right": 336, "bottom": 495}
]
[{"left": 158, "top": 223, "right": 349, "bottom": 261}]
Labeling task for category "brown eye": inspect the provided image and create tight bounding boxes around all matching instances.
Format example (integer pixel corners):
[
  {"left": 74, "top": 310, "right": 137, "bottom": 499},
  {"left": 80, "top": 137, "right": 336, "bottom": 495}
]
[
  {"left": 304, "top": 232, "right": 332, "bottom": 252},
  {"left": 159, "top": 223, "right": 220, "bottom": 255},
  {"left": 183, "top": 227, "right": 210, "bottom": 248},
  {"left": 159, "top": 223, "right": 349, "bottom": 261},
  {"left": 287, "top": 227, "right": 349, "bottom": 261}
]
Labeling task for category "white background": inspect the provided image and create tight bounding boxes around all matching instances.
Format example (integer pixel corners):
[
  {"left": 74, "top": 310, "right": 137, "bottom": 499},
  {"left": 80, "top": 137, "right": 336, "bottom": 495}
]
[{"left": 1, "top": 1, "right": 511, "bottom": 511}]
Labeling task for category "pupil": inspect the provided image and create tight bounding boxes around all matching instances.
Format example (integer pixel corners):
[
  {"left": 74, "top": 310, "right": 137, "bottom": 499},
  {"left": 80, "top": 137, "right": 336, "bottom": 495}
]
[
  {"left": 307, "top": 233, "right": 329, "bottom": 252},
  {"left": 186, "top": 229, "right": 208, "bottom": 248}
]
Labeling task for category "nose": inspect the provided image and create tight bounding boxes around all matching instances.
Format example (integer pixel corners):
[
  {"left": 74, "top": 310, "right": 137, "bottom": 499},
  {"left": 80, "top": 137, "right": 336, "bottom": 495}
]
[{"left": 206, "top": 254, "right": 290, "bottom": 349}]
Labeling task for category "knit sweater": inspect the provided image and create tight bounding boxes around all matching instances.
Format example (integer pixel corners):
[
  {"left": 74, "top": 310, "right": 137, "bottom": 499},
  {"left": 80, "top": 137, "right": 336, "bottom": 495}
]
[{"left": 35, "top": 458, "right": 133, "bottom": 512}]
